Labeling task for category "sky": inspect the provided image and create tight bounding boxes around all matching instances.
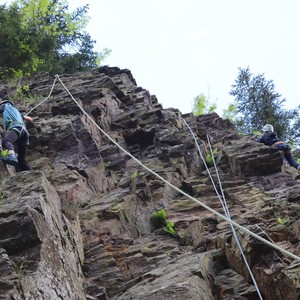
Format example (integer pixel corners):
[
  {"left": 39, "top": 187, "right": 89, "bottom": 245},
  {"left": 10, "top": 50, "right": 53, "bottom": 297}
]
[{"left": 3, "top": 0, "right": 300, "bottom": 115}]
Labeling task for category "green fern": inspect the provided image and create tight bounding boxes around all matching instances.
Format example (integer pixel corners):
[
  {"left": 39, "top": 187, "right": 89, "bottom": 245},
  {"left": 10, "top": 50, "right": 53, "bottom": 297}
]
[
  {"left": 151, "top": 209, "right": 177, "bottom": 237},
  {"left": 277, "top": 217, "right": 288, "bottom": 225},
  {"left": 131, "top": 170, "right": 145, "bottom": 179},
  {"left": 163, "top": 221, "right": 177, "bottom": 237},
  {"left": 152, "top": 209, "right": 166, "bottom": 220},
  {"left": 150, "top": 209, "right": 167, "bottom": 228}
]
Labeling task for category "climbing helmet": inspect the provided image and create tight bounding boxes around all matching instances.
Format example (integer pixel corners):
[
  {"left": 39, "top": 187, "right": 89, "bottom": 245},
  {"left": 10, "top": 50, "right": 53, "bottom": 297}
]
[{"left": 262, "top": 124, "right": 274, "bottom": 132}]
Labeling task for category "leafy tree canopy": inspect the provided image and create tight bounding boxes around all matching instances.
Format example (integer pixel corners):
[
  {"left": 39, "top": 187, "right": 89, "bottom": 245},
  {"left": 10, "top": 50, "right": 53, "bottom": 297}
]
[
  {"left": 0, "top": 0, "right": 110, "bottom": 78},
  {"left": 229, "top": 66, "right": 297, "bottom": 142},
  {"left": 192, "top": 93, "right": 216, "bottom": 116},
  {"left": 222, "top": 103, "right": 238, "bottom": 122}
]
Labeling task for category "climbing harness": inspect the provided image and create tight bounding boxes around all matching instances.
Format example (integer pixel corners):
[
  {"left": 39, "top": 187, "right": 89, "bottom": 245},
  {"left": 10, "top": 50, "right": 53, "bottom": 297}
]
[{"left": 25, "top": 75, "right": 300, "bottom": 266}]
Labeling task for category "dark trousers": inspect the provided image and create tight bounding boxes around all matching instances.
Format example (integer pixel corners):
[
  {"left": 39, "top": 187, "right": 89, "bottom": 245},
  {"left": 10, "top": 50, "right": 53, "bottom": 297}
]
[
  {"left": 275, "top": 143, "right": 300, "bottom": 169},
  {"left": 2, "top": 129, "right": 32, "bottom": 171}
]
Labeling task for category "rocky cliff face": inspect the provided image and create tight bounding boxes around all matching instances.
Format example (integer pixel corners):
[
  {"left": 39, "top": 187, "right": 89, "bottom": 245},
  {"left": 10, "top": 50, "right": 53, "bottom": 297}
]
[{"left": 0, "top": 66, "right": 299, "bottom": 300}]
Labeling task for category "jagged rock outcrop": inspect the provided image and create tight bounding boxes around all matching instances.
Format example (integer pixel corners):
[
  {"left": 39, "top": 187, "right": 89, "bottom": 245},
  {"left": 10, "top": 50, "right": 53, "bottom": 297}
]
[{"left": 0, "top": 66, "right": 299, "bottom": 300}]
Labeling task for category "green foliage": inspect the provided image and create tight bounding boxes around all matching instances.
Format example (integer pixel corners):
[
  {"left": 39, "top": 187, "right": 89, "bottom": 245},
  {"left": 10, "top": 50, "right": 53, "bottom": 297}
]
[
  {"left": 163, "top": 221, "right": 177, "bottom": 237},
  {"left": 252, "top": 130, "right": 261, "bottom": 136},
  {"left": 98, "top": 48, "right": 112, "bottom": 66},
  {"left": 104, "top": 161, "right": 111, "bottom": 168},
  {"left": 10, "top": 83, "right": 40, "bottom": 106},
  {"left": 180, "top": 231, "right": 194, "bottom": 246},
  {"left": 12, "top": 260, "right": 27, "bottom": 279},
  {"left": 15, "top": 85, "right": 30, "bottom": 98},
  {"left": 229, "top": 67, "right": 297, "bottom": 142},
  {"left": 151, "top": 208, "right": 166, "bottom": 223},
  {"left": 277, "top": 217, "right": 288, "bottom": 225},
  {"left": 192, "top": 93, "right": 216, "bottom": 116},
  {"left": 222, "top": 103, "right": 237, "bottom": 121},
  {"left": 150, "top": 208, "right": 167, "bottom": 229},
  {"left": 0, "top": 4, "right": 35, "bottom": 78},
  {"left": 0, "top": 1, "right": 110, "bottom": 78},
  {"left": 289, "top": 106, "right": 300, "bottom": 146},
  {"left": 205, "top": 148, "right": 218, "bottom": 167},
  {"left": 150, "top": 209, "right": 177, "bottom": 237},
  {"left": 65, "top": 228, "right": 70, "bottom": 238},
  {"left": 131, "top": 170, "right": 145, "bottom": 179}
]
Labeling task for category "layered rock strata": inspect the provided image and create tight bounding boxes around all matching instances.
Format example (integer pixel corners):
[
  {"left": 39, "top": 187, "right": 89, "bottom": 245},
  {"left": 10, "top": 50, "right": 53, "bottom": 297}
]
[{"left": 0, "top": 66, "right": 299, "bottom": 299}]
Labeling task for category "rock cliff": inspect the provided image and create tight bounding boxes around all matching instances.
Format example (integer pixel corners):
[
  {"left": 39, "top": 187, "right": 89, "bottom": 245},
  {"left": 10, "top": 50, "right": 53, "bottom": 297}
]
[{"left": 0, "top": 66, "right": 299, "bottom": 300}]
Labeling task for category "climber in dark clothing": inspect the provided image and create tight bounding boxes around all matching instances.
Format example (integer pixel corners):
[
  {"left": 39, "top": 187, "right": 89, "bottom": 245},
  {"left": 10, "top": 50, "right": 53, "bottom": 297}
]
[
  {"left": 257, "top": 124, "right": 300, "bottom": 170},
  {"left": 0, "top": 100, "right": 33, "bottom": 171}
]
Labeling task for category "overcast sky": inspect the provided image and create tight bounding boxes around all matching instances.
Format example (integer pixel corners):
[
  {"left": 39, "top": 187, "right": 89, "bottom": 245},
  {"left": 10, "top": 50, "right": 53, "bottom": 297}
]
[{"left": 4, "top": 0, "right": 300, "bottom": 115}]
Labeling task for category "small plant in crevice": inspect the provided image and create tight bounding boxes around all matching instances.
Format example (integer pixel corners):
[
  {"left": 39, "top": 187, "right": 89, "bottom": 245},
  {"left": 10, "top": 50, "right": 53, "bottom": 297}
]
[
  {"left": 180, "top": 231, "right": 194, "bottom": 246},
  {"left": 164, "top": 221, "right": 177, "bottom": 237},
  {"left": 10, "top": 83, "right": 41, "bottom": 107},
  {"left": 104, "top": 160, "right": 111, "bottom": 168},
  {"left": 16, "top": 84, "right": 30, "bottom": 97},
  {"left": 65, "top": 228, "right": 71, "bottom": 238},
  {"left": 150, "top": 208, "right": 167, "bottom": 229},
  {"left": 205, "top": 148, "right": 218, "bottom": 167},
  {"left": 131, "top": 170, "right": 145, "bottom": 179},
  {"left": 150, "top": 208, "right": 177, "bottom": 238},
  {"left": 12, "top": 260, "right": 27, "bottom": 279},
  {"left": 277, "top": 216, "right": 289, "bottom": 225}
]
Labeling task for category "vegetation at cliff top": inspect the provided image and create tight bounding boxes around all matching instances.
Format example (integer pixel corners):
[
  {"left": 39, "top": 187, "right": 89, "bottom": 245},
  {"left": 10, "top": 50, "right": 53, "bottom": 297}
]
[
  {"left": 0, "top": 0, "right": 110, "bottom": 79},
  {"left": 193, "top": 66, "right": 300, "bottom": 148}
]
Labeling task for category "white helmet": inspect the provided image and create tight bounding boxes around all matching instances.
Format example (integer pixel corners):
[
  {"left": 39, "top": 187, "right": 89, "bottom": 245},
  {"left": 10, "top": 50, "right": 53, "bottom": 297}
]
[{"left": 262, "top": 124, "right": 274, "bottom": 132}]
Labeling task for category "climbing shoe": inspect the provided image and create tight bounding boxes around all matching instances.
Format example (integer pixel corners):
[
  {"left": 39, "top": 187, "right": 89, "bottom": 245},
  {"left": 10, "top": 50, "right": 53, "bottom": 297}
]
[
  {"left": 0, "top": 153, "right": 18, "bottom": 166},
  {"left": 0, "top": 149, "right": 9, "bottom": 157}
]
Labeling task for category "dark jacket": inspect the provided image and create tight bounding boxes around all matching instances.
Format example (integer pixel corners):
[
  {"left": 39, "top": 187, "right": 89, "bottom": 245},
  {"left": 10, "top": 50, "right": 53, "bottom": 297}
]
[
  {"left": 257, "top": 132, "right": 280, "bottom": 146},
  {"left": 257, "top": 131, "right": 299, "bottom": 169}
]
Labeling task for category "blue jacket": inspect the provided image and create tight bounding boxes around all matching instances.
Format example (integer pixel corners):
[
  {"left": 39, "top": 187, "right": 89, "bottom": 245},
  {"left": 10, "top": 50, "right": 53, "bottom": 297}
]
[
  {"left": 0, "top": 103, "right": 25, "bottom": 131},
  {"left": 257, "top": 132, "right": 281, "bottom": 146}
]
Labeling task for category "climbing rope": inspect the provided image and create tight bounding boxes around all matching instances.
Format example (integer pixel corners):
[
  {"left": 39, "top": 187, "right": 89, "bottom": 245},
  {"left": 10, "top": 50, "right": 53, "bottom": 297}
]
[
  {"left": 181, "top": 117, "right": 263, "bottom": 298},
  {"left": 25, "top": 74, "right": 300, "bottom": 264},
  {"left": 25, "top": 76, "right": 58, "bottom": 116},
  {"left": 206, "top": 128, "right": 263, "bottom": 298}
]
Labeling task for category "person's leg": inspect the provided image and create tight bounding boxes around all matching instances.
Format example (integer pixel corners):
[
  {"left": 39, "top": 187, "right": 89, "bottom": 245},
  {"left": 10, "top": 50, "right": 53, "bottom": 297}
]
[
  {"left": 16, "top": 130, "right": 31, "bottom": 171},
  {"left": 0, "top": 130, "right": 19, "bottom": 165},
  {"left": 284, "top": 150, "right": 300, "bottom": 169},
  {"left": 276, "top": 143, "right": 300, "bottom": 170},
  {"left": 280, "top": 144, "right": 300, "bottom": 169},
  {"left": 17, "top": 144, "right": 32, "bottom": 171},
  {"left": 2, "top": 130, "right": 18, "bottom": 151}
]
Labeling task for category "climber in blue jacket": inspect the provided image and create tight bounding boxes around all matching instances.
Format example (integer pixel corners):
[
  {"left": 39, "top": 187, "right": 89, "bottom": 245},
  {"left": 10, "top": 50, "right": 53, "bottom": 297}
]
[
  {"left": 0, "top": 100, "right": 33, "bottom": 171},
  {"left": 257, "top": 124, "right": 300, "bottom": 171}
]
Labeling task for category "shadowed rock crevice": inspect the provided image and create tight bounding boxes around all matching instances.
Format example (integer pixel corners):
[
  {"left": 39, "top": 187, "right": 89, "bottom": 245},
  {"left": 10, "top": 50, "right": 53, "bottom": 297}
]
[{"left": 123, "top": 130, "right": 155, "bottom": 148}]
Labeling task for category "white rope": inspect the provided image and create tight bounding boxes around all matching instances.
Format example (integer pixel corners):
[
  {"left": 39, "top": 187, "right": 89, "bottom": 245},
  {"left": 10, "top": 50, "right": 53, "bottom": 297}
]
[
  {"left": 25, "top": 76, "right": 58, "bottom": 116},
  {"left": 26, "top": 75, "right": 300, "bottom": 263},
  {"left": 181, "top": 118, "right": 263, "bottom": 298},
  {"left": 206, "top": 133, "right": 263, "bottom": 299}
]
